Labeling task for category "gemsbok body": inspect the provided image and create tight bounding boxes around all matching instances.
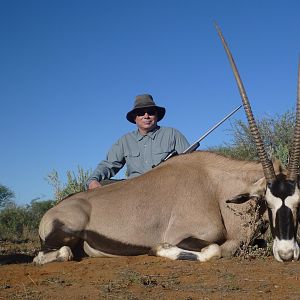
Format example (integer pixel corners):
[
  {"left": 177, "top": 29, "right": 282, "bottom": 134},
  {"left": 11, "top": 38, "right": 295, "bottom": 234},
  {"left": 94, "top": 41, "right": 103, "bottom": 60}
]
[{"left": 34, "top": 25, "right": 300, "bottom": 264}]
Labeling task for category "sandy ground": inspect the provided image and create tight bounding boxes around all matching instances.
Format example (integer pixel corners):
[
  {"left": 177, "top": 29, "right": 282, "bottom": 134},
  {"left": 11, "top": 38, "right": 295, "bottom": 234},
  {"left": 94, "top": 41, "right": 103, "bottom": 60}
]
[{"left": 0, "top": 242, "right": 300, "bottom": 300}]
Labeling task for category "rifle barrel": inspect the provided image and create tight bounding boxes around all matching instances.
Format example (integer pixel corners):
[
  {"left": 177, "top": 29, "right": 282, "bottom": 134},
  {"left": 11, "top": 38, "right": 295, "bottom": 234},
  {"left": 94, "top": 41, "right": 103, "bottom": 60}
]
[{"left": 183, "top": 104, "right": 242, "bottom": 154}]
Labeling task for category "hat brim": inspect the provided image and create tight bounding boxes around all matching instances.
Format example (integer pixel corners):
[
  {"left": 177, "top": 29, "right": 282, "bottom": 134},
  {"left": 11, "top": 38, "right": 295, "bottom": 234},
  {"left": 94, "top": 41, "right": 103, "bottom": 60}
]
[{"left": 126, "top": 105, "right": 165, "bottom": 124}]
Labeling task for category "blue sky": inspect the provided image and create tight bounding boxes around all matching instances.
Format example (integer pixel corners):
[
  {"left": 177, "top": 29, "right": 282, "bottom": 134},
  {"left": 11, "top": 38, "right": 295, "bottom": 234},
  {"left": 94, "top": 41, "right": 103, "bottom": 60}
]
[{"left": 1, "top": 0, "right": 300, "bottom": 205}]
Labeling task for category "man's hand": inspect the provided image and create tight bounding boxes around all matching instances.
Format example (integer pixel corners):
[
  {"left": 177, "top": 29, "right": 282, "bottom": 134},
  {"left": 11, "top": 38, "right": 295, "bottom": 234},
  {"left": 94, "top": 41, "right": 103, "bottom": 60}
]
[{"left": 88, "top": 180, "right": 102, "bottom": 190}]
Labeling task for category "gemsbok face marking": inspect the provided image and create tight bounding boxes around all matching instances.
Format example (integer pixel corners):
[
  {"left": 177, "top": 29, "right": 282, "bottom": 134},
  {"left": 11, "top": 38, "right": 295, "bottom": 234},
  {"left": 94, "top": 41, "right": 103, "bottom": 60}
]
[
  {"left": 215, "top": 23, "right": 300, "bottom": 262},
  {"left": 265, "top": 177, "right": 300, "bottom": 261}
]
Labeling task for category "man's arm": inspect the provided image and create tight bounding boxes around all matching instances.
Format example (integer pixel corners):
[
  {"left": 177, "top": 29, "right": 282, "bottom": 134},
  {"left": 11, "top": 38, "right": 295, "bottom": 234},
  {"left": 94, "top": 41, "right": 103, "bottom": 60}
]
[
  {"left": 86, "top": 139, "right": 126, "bottom": 190},
  {"left": 173, "top": 128, "right": 190, "bottom": 154}
]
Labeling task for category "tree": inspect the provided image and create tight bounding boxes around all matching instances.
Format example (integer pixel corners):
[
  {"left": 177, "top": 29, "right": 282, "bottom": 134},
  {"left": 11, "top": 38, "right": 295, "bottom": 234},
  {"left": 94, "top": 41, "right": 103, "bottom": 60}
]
[{"left": 0, "top": 184, "right": 15, "bottom": 209}]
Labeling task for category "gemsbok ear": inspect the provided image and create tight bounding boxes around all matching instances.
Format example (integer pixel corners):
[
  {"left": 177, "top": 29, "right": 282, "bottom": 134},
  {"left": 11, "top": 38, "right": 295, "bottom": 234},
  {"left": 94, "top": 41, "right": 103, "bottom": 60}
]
[{"left": 226, "top": 177, "right": 267, "bottom": 204}]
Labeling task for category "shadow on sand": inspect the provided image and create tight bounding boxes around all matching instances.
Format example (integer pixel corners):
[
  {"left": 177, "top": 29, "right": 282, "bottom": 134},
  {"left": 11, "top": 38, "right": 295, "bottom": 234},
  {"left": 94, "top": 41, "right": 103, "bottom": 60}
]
[{"left": 0, "top": 254, "right": 34, "bottom": 265}]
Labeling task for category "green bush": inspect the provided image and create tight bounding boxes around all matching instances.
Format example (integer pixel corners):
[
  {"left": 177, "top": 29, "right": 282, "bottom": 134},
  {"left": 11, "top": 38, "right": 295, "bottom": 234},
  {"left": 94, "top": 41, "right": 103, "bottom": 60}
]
[
  {"left": 0, "top": 199, "right": 55, "bottom": 241},
  {"left": 26, "top": 199, "right": 56, "bottom": 230},
  {"left": 211, "top": 110, "right": 295, "bottom": 166},
  {"left": 46, "top": 166, "right": 92, "bottom": 202},
  {"left": 0, "top": 205, "right": 27, "bottom": 240}
]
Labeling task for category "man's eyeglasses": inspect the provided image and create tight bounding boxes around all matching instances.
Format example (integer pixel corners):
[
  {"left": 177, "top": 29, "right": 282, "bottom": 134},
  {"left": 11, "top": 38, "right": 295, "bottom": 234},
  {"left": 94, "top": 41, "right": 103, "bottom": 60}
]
[{"left": 135, "top": 108, "right": 157, "bottom": 117}]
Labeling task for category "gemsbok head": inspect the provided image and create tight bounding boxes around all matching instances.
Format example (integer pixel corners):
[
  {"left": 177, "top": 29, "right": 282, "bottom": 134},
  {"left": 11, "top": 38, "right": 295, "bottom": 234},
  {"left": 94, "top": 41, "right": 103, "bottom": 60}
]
[{"left": 216, "top": 23, "right": 300, "bottom": 262}]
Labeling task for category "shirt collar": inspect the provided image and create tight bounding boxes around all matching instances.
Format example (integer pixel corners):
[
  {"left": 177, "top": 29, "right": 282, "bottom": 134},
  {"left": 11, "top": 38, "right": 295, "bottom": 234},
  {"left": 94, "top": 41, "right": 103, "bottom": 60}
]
[{"left": 135, "top": 125, "right": 160, "bottom": 141}]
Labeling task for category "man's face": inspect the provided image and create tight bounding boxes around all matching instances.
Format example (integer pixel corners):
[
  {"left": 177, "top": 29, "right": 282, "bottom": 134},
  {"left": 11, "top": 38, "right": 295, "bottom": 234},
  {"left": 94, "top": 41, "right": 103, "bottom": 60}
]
[{"left": 134, "top": 108, "right": 158, "bottom": 134}]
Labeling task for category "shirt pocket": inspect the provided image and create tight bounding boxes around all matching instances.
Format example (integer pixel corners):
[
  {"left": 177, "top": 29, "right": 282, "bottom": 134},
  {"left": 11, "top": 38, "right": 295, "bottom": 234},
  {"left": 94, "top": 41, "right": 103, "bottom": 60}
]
[
  {"left": 124, "top": 150, "right": 141, "bottom": 175},
  {"left": 124, "top": 149, "right": 140, "bottom": 158}
]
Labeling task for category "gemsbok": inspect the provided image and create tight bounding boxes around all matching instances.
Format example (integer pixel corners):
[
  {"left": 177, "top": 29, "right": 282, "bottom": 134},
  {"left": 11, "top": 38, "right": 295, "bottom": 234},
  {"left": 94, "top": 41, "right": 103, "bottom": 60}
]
[{"left": 33, "top": 25, "right": 300, "bottom": 264}]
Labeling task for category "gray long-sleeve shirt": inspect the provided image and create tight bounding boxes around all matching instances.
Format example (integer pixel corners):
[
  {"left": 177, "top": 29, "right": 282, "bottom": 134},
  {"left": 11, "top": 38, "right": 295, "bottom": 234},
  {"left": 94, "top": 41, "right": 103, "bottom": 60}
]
[{"left": 86, "top": 126, "right": 189, "bottom": 186}]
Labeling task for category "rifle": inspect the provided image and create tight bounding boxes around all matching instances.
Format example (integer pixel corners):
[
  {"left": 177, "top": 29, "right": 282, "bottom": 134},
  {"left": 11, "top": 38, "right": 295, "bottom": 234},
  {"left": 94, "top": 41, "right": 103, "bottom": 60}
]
[{"left": 153, "top": 104, "right": 242, "bottom": 168}]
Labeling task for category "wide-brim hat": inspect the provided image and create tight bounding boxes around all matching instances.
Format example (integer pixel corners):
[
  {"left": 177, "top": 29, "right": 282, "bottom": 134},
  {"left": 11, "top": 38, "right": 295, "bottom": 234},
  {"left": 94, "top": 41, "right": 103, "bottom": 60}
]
[{"left": 126, "top": 94, "right": 166, "bottom": 124}]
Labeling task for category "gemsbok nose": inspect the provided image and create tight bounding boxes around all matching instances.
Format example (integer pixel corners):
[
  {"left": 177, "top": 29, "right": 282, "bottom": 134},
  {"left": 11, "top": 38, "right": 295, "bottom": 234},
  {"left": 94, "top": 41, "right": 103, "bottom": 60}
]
[
  {"left": 278, "top": 249, "right": 294, "bottom": 261},
  {"left": 274, "top": 237, "right": 300, "bottom": 262}
]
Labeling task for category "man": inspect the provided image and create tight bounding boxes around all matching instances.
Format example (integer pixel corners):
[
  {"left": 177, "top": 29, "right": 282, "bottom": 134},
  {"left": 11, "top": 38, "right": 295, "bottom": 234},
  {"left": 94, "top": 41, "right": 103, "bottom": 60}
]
[{"left": 86, "top": 94, "right": 189, "bottom": 189}]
